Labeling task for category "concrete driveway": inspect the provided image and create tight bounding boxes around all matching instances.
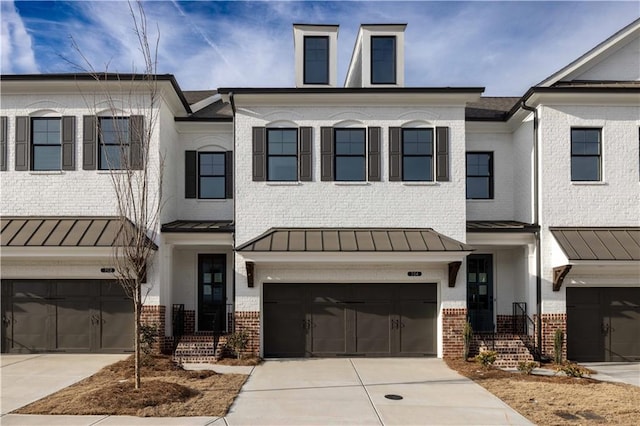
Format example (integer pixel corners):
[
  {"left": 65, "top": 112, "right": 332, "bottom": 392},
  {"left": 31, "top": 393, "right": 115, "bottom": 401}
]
[
  {"left": 1, "top": 353, "right": 129, "bottom": 415},
  {"left": 225, "top": 358, "right": 532, "bottom": 425},
  {"left": 582, "top": 362, "right": 640, "bottom": 387}
]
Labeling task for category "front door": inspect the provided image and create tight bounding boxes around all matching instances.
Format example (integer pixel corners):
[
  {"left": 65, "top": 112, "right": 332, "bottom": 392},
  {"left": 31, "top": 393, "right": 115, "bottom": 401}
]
[
  {"left": 467, "top": 254, "right": 494, "bottom": 332},
  {"left": 197, "top": 254, "right": 226, "bottom": 332}
]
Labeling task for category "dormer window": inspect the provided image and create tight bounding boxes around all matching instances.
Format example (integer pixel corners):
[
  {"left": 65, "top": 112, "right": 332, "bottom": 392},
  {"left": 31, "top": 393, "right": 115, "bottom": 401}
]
[
  {"left": 371, "top": 36, "right": 396, "bottom": 84},
  {"left": 304, "top": 36, "right": 329, "bottom": 85}
]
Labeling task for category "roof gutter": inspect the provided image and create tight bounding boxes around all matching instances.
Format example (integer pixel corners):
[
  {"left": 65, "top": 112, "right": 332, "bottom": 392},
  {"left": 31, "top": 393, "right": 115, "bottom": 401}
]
[{"left": 521, "top": 99, "right": 544, "bottom": 360}]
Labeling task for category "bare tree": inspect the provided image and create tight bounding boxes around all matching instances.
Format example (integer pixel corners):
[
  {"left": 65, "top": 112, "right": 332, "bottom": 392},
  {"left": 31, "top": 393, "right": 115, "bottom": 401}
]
[{"left": 70, "top": 0, "right": 163, "bottom": 389}]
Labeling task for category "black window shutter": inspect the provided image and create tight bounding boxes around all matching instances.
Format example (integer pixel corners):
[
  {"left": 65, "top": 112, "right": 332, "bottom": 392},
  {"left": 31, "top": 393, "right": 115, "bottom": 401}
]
[
  {"left": 225, "top": 150, "right": 233, "bottom": 199},
  {"left": 320, "top": 127, "right": 334, "bottom": 181},
  {"left": 83, "top": 116, "right": 97, "bottom": 170},
  {"left": 252, "top": 127, "right": 266, "bottom": 181},
  {"left": 389, "top": 127, "right": 401, "bottom": 181},
  {"left": 299, "top": 127, "right": 312, "bottom": 181},
  {"left": 129, "top": 115, "right": 144, "bottom": 170},
  {"left": 0, "top": 116, "right": 7, "bottom": 171},
  {"left": 61, "top": 116, "right": 76, "bottom": 171},
  {"left": 185, "top": 150, "right": 197, "bottom": 199},
  {"left": 368, "top": 127, "right": 381, "bottom": 181},
  {"left": 436, "top": 127, "right": 450, "bottom": 182},
  {"left": 15, "top": 116, "right": 29, "bottom": 171}
]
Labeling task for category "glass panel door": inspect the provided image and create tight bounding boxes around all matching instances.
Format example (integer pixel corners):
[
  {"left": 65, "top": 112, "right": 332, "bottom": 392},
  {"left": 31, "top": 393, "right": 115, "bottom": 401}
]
[
  {"left": 198, "top": 254, "right": 226, "bottom": 332},
  {"left": 467, "top": 254, "right": 494, "bottom": 332}
]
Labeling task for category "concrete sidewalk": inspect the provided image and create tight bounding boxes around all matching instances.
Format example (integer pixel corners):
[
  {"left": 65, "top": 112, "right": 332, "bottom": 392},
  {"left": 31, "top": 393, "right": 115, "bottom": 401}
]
[{"left": 1, "top": 356, "right": 532, "bottom": 425}]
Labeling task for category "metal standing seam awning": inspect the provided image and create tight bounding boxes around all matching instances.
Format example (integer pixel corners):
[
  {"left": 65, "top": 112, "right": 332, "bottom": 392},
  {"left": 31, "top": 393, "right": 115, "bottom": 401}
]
[
  {"left": 236, "top": 227, "right": 474, "bottom": 287},
  {"left": 1, "top": 216, "right": 157, "bottom": 257},
  {"left": 549, "top": 227, "right": 640, "bottom": 291}
]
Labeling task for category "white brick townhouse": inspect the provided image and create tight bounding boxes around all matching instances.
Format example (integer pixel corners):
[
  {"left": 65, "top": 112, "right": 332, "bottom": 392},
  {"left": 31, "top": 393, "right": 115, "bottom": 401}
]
[{"left": 1, "top": 19, "right": 638, "bottom": 364}]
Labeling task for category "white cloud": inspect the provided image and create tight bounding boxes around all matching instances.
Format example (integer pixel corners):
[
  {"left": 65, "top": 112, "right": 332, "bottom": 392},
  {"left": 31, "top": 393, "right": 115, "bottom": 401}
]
[{"left": 1, "top": 0, "right": 39, "bottom": 74}]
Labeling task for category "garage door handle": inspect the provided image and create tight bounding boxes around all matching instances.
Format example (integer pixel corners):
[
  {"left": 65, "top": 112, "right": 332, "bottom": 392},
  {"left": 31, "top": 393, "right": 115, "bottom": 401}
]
[{"left": 601, "top": 323, "right": 610, "bottom": 335}]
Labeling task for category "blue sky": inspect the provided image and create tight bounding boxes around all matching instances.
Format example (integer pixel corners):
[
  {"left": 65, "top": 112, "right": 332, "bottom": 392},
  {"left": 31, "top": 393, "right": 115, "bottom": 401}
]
[{"left": 2, "top": 1, "right": 639, "bottom": 95}]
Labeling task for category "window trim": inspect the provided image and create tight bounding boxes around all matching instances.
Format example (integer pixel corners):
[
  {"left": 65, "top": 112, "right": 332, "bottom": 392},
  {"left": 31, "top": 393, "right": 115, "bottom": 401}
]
[
  {"left": 303, "top": 35, "right": 330, "bottom": 85},
  {"left": 570, "top": 127, "right": 602, "bottom": 182},
  {"left": 198, "top": 151, "right": 226, "bottom": 200},
  {"left": 98, "top": 116, "right": 130, "bottom": 171},
  {"left": 334, "top": 128, "right": 366, "bottom": 182},
  {"left": 401, "top": 128, "right": 434, "bottom": 182},
  {"left": 266, "top": 128, "right": 298, "bottom": 182},
  {"left": 370, "top": 35, "right": 397, "bottom": 85},
  {"left": 466, "top": 151, "right": 494, "bottom": 200},
  {"left": 30, "top": 117, "right": 62, "bottom": 171}
]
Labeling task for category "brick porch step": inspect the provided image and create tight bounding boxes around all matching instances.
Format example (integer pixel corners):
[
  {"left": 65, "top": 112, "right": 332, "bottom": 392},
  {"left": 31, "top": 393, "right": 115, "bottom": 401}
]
[
  {"left": 471, "top": 333, "right": 535, "bottom": 368},
  {"left": 173, "top": 334, "right": 229, "bottom": 364}
]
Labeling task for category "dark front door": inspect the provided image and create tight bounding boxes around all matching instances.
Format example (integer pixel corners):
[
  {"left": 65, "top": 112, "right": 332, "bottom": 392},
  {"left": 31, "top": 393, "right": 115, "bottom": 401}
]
[
  {"left": 263, "top": 283, "right": 437, "bottom": 357},
  {"left": 567, "top": 287, "right": 640, "bottom": 362},
  {"left": 197, "top": 254, "right": 226, "bottom": 332},
  {"left": 467, "top": 254, "right": 494, "bottom": 332}
]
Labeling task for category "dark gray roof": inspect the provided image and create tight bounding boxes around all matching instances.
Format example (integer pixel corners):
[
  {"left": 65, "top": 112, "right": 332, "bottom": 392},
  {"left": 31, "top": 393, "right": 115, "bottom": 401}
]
[
  {"left": 467, "top": 221, "right": 539, "bottom": 233},
  {"left": 189, "top": 100, "right": 233, "bottom": 119},
  {"left": 1, "top": 217, "right": 156, "bottom": 249},
  {"left": 161, "top": 220, "right": 234, "bottom": 233},
  {"left": 551, "top": 81, "right": 640, "bottom": 88},
  {"left": 237, "top": 228, "right": 473, "bottom": 252},
  {"left": 465, "top": 97, "right": 520, "bottom": 121},
  {"left": 550, "top": 227, "right": 640, "bottom": 261},
  {"left": 182, "top": 90, "right": 218, "bottom": 105}
]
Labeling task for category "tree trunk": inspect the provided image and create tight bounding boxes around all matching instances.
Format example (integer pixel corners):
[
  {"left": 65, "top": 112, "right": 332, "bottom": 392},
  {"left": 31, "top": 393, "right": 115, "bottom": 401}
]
[{"left": 134, "top": 280, "right": 142, "bottom": 389}]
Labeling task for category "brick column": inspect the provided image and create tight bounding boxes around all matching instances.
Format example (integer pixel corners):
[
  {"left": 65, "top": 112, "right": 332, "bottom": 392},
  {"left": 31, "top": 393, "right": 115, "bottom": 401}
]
[
  {"left": 538, "top": 313, "right": 567, "bottom": 360},
  {"left": 442, "top": 308, "right": 467, "bottom": 359},
  {"left": 141, "top": 305, "right": 166, "bottom": 353},
  {"left": 234, "top": 311, "right": 260, "bottom": 357}
]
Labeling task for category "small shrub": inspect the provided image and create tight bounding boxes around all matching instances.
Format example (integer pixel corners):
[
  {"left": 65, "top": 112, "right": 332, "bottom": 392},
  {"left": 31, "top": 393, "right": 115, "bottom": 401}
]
[
  {"left": 475, "top": 350, "right": 498, "bottom": 367},
  {"left": 556, "top": 361, "right": 591, "bottom": 378},
  {"left": 517, "top": 361, "right": 538, "bottom": 375},
  {"left": 140, "top": 323, "right": 159, "bottom": 355},
  {"left": 225, "top": 330, "right": 249, "bottom": 359},
  {"left": 462, "top": 321, "right": 473, "bottom": 360},
  {"left": 553, "top": 329, "right": 564, "bottom": 364}
]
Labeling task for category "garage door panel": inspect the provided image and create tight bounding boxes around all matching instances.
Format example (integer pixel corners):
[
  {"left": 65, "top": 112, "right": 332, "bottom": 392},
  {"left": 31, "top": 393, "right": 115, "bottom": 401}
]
[
  {"left": 99, "top": 299, "right": 134, "bottom": 351},
  {"left": 397, "top": 284, "right": 437, "bottom": 302},
  {"left": 352, "top": 284, "right": 393, "bottom": 301},
  {"left": 609, "top": 305, "right": 640, "bottom": 361},
  {"left": 264, "top": 283, "right": 304, "bottom": 302},
  {"left": 264, "top": 301, "right": 305, "bottom": 357},
  {"left": 355, "top": 302, "right": 392, "bottom": 354},
  {"left": 310, "top": 303, "right": 347, "bottom": 354},
  {"left": 310, "top": 284, "right": 349, "bottom": 303},
  {"left": 55, "top": 299, "right": 92, "bottom": 351},
  {"left": 398, "top": 301, "right": 437, "bottom": 354},
  {"left": 12, "top": 281, "right": 49, "bottom": 298},
  {"left": 11, "top": 300, "right": 50, "bottom": 352}
]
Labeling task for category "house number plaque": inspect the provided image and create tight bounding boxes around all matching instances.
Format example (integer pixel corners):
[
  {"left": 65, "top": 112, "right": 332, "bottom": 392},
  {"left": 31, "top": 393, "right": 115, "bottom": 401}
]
[{"left": 407, "top": 271, "right": 422, "bottom": 277}]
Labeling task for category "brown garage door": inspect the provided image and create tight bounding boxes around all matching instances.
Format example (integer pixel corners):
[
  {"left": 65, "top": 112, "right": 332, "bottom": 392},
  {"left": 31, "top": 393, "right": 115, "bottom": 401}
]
[
  {"left": 567, "top": 287, "right": 640, "bottom": 362},
  {"left": 264, "top": 283, "right": 437, "bottom": 357},
  {"left": 1, "top": 280, "right": 134, "bottom": 353}
]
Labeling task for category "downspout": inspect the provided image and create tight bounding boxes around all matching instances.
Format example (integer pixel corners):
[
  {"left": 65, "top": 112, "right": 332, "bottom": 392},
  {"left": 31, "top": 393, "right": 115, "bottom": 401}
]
[
  {"left": 520, "top": 99, "right": 543, "bottom": 359},
  {"left": 229, "top": 92, "right": 237, "bottom": 332}
]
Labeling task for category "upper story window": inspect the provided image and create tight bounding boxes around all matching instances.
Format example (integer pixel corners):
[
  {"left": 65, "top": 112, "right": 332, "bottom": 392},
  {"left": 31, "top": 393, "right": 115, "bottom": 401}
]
[
  {"left": 185, "top": 150, "right": 232, "bottom": 200},
  {"left": 267, "top": 129, "right": 298, "bottom": 181},
  {"left": 371, "top": 36, "right": 396, "bottom": 84},
  {"left": 31, "top": 118, "right": 61, "bottom": 171},
  {"left": 304, "top": 36, "right": 329, "bottom": 85},
  {"left": 98, "top": 117, "right": 129, "bottom": 170},
  {"left": 571, "top": 128, "right": 601, "bottom": 181},
  {"left": 335, "top": 128, "right": 366, "bottom": 181},
  {"left": 13, "top": 115, "right": 75, "bottom": 172},
  {"left": 402, "top": 128, "right": 433, "bottom": 181},
  {"left": 466, "top": 152, "right": 494, "bottom": 199},
  {"left": 199, "top": 152, "right": 226, "bottom": 199}
]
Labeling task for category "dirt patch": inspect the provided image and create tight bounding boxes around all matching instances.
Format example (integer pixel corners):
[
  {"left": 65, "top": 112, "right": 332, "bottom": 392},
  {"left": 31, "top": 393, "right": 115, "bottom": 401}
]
[
  {"left": 15, "top": 355, "right": 247, "bottom": 417},
  {"left": 447, "top": 359, "right": 640, "bottom": 425}
]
